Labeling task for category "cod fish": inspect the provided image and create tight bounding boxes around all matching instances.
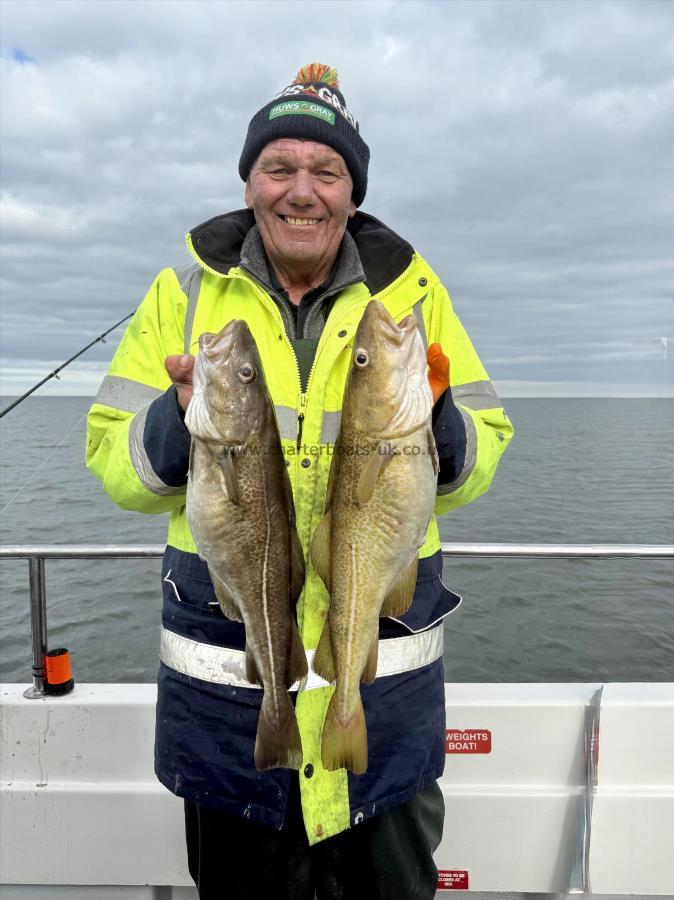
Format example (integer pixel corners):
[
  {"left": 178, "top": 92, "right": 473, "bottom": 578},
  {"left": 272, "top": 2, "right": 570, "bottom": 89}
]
[
  {"left": 310, "top": 300, "right": 438, "bottom": 774},
  {"left": 185, "top": 320, "right": 307, "bottom": 770}
]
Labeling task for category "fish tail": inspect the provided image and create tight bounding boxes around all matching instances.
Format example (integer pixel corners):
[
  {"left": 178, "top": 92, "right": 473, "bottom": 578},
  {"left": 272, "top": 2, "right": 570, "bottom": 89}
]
[
  {"left": 254, "top": 693, "right": 303, "bottom": 771},
  {"left": 321, "top": 693, "right": 368, "bottom": 775}
]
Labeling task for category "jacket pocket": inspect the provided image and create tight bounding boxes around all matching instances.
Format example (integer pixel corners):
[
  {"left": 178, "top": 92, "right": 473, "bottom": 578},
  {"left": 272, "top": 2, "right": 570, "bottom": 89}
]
[
  {"left": 161, "top": 547, "right": 246, "bottom": 649},
  {"left": 379, "top": 550, "right": 461, "bottom": 638},
  {"left": 162, "top": 567, "right": 222, "bottom": 612}
]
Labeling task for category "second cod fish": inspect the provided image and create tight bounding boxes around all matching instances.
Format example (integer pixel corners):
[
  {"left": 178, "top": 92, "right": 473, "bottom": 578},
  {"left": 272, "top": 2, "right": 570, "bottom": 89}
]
[
  {"left": 310, "top": 300, "right": 438, "bottom": 774},
  {"left": 185, "top": 320, "right": 307, "bottom": 770}
]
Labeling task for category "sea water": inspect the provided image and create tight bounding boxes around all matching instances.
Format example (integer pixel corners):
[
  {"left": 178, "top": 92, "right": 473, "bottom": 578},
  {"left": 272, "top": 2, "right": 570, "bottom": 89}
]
[{"left": 1, "top": 396, "right": 672, "bottom": 684}]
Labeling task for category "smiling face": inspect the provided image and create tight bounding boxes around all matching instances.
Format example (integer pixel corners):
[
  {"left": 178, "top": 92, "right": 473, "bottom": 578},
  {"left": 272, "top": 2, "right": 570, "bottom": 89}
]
[{"left": 244, "top": 138, "right": 357, "bottom": 285}]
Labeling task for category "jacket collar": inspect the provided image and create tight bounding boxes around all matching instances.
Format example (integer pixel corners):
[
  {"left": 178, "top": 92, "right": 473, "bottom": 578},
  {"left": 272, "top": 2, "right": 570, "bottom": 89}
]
[{"left": 188, "top": 209, "right": 415, "bottom": 296}]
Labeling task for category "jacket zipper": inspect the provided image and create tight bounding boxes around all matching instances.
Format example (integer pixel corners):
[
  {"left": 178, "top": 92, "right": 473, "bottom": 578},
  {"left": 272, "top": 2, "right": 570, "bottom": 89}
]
[{"left": 296, "top": 412, "right": 305, "bottom": 451}]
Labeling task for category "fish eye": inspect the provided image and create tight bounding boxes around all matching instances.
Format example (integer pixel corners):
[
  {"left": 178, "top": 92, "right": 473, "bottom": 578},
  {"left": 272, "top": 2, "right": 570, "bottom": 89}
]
[
  {"left": 238, "top": 364, "right": 255, "bottom": 382},
  {"left": 354, "top": 349, "right": 369, "bottom": 368}
]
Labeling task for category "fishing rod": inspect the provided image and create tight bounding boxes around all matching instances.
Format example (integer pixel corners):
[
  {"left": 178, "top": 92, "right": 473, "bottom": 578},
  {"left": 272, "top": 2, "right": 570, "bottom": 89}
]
[{"left": 0, "top": 312, "right": 135, "bottom": 419}]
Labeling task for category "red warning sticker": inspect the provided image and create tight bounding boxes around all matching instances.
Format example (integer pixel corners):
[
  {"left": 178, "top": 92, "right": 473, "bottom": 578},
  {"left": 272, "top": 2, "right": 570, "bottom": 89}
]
[
  {"left": 445, "top": 729, "right": 492, "bottom": 754},
  {"left": 437, "top": 870, "right": 469, "bottom": 890}
]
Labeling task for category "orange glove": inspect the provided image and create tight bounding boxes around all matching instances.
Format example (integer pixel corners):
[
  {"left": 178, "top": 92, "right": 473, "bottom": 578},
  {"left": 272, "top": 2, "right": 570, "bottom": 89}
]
[{"left": 427, "top": 343, "right": 450, "bottom": 404}]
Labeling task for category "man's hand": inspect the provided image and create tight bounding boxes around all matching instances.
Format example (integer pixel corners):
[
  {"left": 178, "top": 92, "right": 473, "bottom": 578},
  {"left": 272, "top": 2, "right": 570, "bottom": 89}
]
[
  {"left": 165, "top": 354, "right": 195, "bottom": 412},
  {"left": 427, "top": 343, "right": 450, "bottom": 404}
]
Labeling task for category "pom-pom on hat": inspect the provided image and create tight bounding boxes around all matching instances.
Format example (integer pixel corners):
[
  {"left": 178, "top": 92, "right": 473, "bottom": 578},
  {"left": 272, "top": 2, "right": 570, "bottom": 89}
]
[{"left": 239, "top": 63, "right": 370, "bottom": 207}]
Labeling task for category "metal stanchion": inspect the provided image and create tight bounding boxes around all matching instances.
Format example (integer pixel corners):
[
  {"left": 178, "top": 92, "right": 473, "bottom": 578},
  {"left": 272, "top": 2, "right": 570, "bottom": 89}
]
[{"left": 23, "top": 556, "right": 47, "bottom": 699}]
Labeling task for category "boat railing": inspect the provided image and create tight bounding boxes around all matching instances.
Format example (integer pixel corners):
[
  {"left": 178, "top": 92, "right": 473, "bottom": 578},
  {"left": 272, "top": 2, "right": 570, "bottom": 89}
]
[{"left": 2, "top": 542, "right": 673, "bottom": 699}]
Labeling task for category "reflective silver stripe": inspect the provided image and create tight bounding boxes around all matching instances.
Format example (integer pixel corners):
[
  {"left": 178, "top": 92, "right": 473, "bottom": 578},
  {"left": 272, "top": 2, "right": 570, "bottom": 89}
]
[
  {"left": 321, "top": 410, "right": 342, "bottom": 445},
  {"left": 128, "top": 405, "right": 185, "bottom": 497},
  {"left": 94, "top": 375, "right": 164, "bottom": 414},
  {"left": 173, "top": 263, "right": 203, "bottom": 354},
  {"left": 412, "top": 295, "right": 428, "bottom": 349},
  {"left": 275, "top": 405, "right": 299, "bottom": 442},
  {"left": 374, "top": 625, "right": 443, "bottom": 676},
  {"left": 437, "top": 381, "right": 499, "bottom": 495},
  {"left": 437, "top": 407, "right": 477, "bottom": 495},
  {"left": 453, "top": 379, "right": 501, "bottom": 411},
  {"left": 159, "top": 622, "right": 443, "bottom": 691}
]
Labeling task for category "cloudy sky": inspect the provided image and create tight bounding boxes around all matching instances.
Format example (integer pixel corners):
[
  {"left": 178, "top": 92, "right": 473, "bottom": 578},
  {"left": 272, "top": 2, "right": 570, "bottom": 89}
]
[{"left": 1, "top": 0, "right": 672, "bottom": 398}]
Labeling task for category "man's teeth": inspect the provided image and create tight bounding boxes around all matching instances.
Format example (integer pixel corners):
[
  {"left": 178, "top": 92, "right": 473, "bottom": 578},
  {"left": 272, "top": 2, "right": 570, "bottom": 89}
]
[{"left": 282, "top": 216, "right": 320, "bottom": 226}]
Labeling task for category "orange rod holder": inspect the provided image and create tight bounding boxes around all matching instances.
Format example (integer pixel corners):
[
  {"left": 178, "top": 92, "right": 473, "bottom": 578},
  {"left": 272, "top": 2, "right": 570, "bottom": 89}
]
[{"left": 44, "top": 648, "right": 74, "bottom": 695}]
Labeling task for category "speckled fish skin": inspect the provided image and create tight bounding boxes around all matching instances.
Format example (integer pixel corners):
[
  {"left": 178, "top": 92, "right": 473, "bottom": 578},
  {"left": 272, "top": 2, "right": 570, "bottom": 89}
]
[
  {"left": 311, "top": 300, "right": 438, "bottom": 775},
  {"left": 184, "top": 320, "right": 307, "bottom": 771}
]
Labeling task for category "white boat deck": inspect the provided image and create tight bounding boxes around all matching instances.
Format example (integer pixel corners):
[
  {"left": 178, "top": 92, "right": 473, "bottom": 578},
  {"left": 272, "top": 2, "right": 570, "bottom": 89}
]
[{"left": 1, "top": 681, "right": 673, "bottom": 897}]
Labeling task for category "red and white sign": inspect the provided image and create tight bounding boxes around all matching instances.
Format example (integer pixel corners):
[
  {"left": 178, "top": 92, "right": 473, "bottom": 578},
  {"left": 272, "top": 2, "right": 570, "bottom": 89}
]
[
  {"left": 437, "top": 870, "right": 469, "bottom": 890},
  {"left": 445, "top": 729, "right": 492, "bottom": 754}
]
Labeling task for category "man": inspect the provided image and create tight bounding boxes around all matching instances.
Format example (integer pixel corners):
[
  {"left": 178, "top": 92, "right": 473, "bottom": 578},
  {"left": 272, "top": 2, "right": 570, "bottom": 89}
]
[{"left": 87, "top": 63, "right": 512, "bottom": 899}]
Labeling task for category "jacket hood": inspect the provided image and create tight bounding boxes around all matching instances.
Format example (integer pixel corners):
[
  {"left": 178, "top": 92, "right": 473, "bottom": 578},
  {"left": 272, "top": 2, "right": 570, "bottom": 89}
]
[{"left": 188, "top": 209, "right": 415, "bottom": 296}]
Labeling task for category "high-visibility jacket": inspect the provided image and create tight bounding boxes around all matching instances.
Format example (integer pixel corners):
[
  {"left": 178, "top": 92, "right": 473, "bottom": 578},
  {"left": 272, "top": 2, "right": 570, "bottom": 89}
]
[{"left": 86, "top": 209, "right": 513, "bottom": 845}]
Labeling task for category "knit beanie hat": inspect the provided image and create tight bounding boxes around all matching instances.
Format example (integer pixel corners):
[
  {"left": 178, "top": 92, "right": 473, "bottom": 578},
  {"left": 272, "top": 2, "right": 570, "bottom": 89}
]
[{"left": 239, "top": 63, "right": 370, "bottom": 207}]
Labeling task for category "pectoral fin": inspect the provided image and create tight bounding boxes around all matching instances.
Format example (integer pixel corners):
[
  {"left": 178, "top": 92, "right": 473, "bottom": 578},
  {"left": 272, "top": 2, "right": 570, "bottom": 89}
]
[
  {"left": 208, "top": 566, "right": 243, "bottom": 622},
  {"left": 380, "top": 558, "right": 418, "bottom": 618},
  {"left": 209, "top": 445, "right": 239, "bottom": 504},
  {"left": 356, "top": 441, "right": 394, "bottom": 505}
]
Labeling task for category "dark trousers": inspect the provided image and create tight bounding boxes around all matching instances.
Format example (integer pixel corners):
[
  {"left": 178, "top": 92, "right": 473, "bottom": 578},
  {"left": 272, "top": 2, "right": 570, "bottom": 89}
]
[{"left": 185, "top": 777, "right": 444, "bottom": 899}]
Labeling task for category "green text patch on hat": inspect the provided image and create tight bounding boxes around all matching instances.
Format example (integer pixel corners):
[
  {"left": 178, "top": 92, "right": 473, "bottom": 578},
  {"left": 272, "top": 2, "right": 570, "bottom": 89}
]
[{"left": 269, "top": 101, "right": 335, "bottom": 125}]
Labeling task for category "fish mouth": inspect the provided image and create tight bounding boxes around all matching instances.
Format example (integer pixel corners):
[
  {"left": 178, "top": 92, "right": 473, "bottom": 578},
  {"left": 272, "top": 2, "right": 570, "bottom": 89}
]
[
  {"left": 367, "top": 302, "right": 417, "bottom": 347},
  {"left": 199, "top": 320, "right": 254, "bottom": 359},
  {"left": 198, "top": 332, "right": 217, "bottom": 351}
]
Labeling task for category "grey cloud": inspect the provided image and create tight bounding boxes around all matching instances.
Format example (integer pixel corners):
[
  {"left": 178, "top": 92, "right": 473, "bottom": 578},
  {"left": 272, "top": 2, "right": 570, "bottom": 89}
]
[{"left": 1, "top": 0, "right": 673, "bottom": 395}]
